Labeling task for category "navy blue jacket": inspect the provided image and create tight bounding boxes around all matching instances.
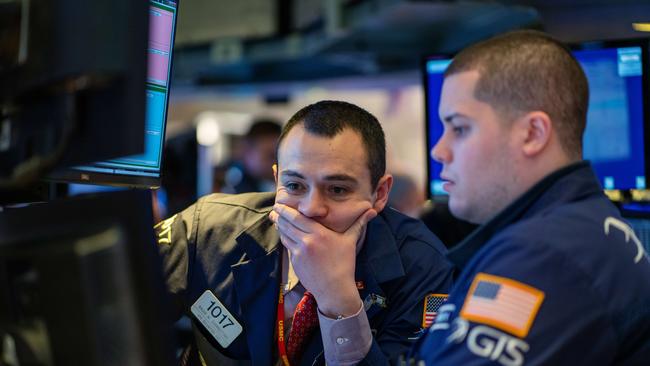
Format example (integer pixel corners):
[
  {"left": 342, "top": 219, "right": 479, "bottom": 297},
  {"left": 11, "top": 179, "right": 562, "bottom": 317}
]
[
  {"left": 155, "top": 192, "right": 453, "bottom": 365},
  {"left": 414, "top": 162, "right": 650, "bottom": 365}
]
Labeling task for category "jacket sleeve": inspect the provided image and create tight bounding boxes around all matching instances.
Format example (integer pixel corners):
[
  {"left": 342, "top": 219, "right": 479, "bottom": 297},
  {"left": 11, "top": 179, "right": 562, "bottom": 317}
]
[
  {"left": 360, "top": 238, "right": 455, "bottom": 365},
  {"left": 414, "top": 236, "right": 619, "bottom": 366},
  {"left": 153, "top": 201, "right": 199, "bottom": 320}
]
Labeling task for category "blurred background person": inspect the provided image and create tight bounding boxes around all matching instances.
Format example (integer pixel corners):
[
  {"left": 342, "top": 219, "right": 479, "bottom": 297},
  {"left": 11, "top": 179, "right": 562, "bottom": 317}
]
[
  {"left": 419, "top": 200, "right": 477, "bottom": 249},
  {"left": 386, "top": 172, "right": 424, "bottom": 218},
  {"left": 221, "top": 118, "right": 282, "bottom": 193},
  {"left": 386, "top": 172, "right": 477, "bottom": 248}
]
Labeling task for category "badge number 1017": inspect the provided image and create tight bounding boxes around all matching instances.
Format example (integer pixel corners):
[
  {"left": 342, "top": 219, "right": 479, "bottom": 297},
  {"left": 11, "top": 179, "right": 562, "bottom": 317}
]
[{"left": 191, "top": 290, "right": 243, "bottom": 348}]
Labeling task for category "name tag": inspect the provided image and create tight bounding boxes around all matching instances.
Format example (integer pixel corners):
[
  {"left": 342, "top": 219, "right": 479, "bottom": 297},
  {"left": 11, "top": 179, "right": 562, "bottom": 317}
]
[{"left": 191, "top": 290, "right": 243, "bottom": 348}]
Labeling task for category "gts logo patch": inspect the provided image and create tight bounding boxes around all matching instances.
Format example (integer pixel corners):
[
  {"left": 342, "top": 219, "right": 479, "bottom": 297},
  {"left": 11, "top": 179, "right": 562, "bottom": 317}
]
[{"left": 448, "top": 318, "right": 529, "bottom": 366}]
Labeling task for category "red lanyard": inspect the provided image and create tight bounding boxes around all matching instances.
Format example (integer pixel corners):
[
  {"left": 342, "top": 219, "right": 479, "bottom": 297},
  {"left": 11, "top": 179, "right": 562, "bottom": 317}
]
[{"left": 276, "top": 254, "right": 291, "bottom": 366}]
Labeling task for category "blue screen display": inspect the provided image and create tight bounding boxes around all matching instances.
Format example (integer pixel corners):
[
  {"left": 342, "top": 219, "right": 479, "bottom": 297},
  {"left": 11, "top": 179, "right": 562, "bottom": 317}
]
[
  {"left": 425, "top": 43, "right": 647, "bottom": 196},
  {"left": 575, "top": 46, "right": 645, "bottom": 190},
  {"left": 424, "top": 58, "right": 452, "bottom": 196},
  {"left": 72, "top": 0, "right": 177, "bottom": 180}
]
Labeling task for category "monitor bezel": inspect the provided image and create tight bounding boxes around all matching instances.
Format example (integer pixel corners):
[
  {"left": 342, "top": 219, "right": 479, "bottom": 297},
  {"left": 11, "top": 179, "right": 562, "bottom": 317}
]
[{"left": 47, "top": 167, "right": 163, "bottom": 189}]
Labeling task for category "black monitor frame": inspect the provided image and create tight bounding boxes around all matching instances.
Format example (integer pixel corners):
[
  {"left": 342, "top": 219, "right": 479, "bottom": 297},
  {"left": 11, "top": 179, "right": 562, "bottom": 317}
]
[
  {"left": 46, "top": 0, "right": 180, "bottom": 189},
  {"left": 0, "top": 190, "right": 176, "bottom": 365}
]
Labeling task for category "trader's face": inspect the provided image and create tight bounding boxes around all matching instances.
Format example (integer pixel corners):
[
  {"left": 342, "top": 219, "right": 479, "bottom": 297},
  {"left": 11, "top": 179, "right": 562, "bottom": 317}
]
[
  {"left": 274, "top": 124, "right": 388, "bottom": 233},
  {"left": 431, "top": 70, "right": 517, "bottom": 224}
]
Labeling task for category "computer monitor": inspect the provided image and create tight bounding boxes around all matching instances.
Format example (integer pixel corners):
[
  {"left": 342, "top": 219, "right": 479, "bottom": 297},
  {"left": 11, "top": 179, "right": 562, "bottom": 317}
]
[
  {"left": 0, "top": 190, "right": 176, "bottom": 366},
  {"left": 48, "top": 0, "right": 179, "bottom": 189},
  {"left": 423, "top": 38, "right": 649, "bottom": 197},
  {"left": 0, "top": 1, "right": 150, "bottom": 186},
  {"left": 573, "top": 39, "right": 649, "bottom": 191},
  {"left": 422, "top": 56, "right": 452, "bottom": 197}
]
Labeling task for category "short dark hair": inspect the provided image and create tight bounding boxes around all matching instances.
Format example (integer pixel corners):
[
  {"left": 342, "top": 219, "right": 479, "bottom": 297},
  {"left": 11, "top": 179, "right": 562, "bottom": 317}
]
[
  {"left": 445, "top": 30, "right": 589, "bottom": 160},
  {"left": 278, "top": 100, "right": 386, "bottom": 189},
  {"left": 245, "top": 118, "right": 282, "bottom": 140}
]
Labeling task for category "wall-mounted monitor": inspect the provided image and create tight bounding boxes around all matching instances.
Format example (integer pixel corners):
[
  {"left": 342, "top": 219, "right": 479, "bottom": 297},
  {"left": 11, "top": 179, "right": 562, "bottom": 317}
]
[
  {"left": 423, "top": 38, "right": 649, "bottom": 198},
  {"left": 48, "top": 0, "right": 179, "bottom": 189}
]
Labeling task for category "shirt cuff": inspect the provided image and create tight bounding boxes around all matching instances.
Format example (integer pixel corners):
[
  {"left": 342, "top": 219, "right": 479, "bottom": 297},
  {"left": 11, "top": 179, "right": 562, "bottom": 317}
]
[{"left": 318, "top": 301, "right": 373, "bottom": 366}]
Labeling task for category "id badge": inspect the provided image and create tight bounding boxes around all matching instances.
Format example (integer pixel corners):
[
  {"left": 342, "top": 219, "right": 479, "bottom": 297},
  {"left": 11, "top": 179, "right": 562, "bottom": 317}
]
[{"left": 191, "top": 290, "right": 243, "bottom": 348}]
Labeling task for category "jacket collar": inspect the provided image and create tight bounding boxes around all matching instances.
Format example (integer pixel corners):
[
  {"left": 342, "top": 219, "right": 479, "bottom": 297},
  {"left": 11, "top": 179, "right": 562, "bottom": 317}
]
[
  {"left": 235, "top": 203, "right": 278, "bottom": 258},
  {"left": 358, "top": 212, "right": 406, "bottom": 284},
  {"left": 354, "top": 211, "right": 406, "bottom": 319},
  {"left": 447, "top": 161, "right": 600, "bottom": 270}
]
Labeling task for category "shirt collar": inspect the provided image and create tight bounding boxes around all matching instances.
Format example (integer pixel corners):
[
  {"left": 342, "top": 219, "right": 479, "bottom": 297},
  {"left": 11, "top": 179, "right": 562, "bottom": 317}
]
[{"left": 281, "top": 248, "right": 300, "bottom": 293}]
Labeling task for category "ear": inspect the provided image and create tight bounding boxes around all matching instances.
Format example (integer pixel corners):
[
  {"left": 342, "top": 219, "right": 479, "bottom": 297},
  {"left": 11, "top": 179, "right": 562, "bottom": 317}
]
[
  {"left": 272, "top": 164, "right": 278, "bottom": 184},
  {"left": 519, "top": 111, "right": 552, "bottom": 157},
  {"left": 372, "top": 174, "right": 393, "bottom": 212}
]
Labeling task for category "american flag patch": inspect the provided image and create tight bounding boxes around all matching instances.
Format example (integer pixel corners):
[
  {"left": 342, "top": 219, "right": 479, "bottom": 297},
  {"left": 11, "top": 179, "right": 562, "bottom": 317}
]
[
  {"left": 460, "top": 273, "right": 545, "bottom": 338},
  {"left": 422, "top": 293, "right": 448, "bottom": 328}
]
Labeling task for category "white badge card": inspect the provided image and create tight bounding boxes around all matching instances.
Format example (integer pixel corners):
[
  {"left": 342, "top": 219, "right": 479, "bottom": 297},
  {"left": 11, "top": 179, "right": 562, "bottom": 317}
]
[{"left": 191, "top": 290, "right": 243, "bottom": 348}]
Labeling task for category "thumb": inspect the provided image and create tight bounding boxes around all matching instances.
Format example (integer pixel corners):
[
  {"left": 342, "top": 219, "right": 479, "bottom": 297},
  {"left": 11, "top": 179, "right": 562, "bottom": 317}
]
[{"left": 345, "top": 208, "right": 377, "bottom": 237}]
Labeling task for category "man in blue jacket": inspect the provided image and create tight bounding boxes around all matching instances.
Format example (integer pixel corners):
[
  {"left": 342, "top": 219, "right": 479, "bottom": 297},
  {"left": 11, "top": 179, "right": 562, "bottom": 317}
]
[
  {"left": 156, "top": 100, "right": 453, "bottom": 365},
  {"left": 413, "top": 30, "right": 650, "bottom": 365}
]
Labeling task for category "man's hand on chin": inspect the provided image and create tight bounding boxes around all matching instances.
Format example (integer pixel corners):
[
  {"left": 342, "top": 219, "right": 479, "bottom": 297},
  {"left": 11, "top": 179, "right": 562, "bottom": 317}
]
[{"left": 269, "top": 203, "right": 377, "bottom": 317}]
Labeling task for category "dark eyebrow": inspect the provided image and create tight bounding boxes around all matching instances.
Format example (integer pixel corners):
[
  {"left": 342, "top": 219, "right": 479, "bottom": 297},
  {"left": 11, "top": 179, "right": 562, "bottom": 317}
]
[
  {"left": 280, "top": 170, "right": 358, "bottom": 185},
  {"left": 280, "top": 170, "right": 305, "bottom": 179},
  {"left": 323, "top": 174, "right": 358, "bottom": 184}
]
